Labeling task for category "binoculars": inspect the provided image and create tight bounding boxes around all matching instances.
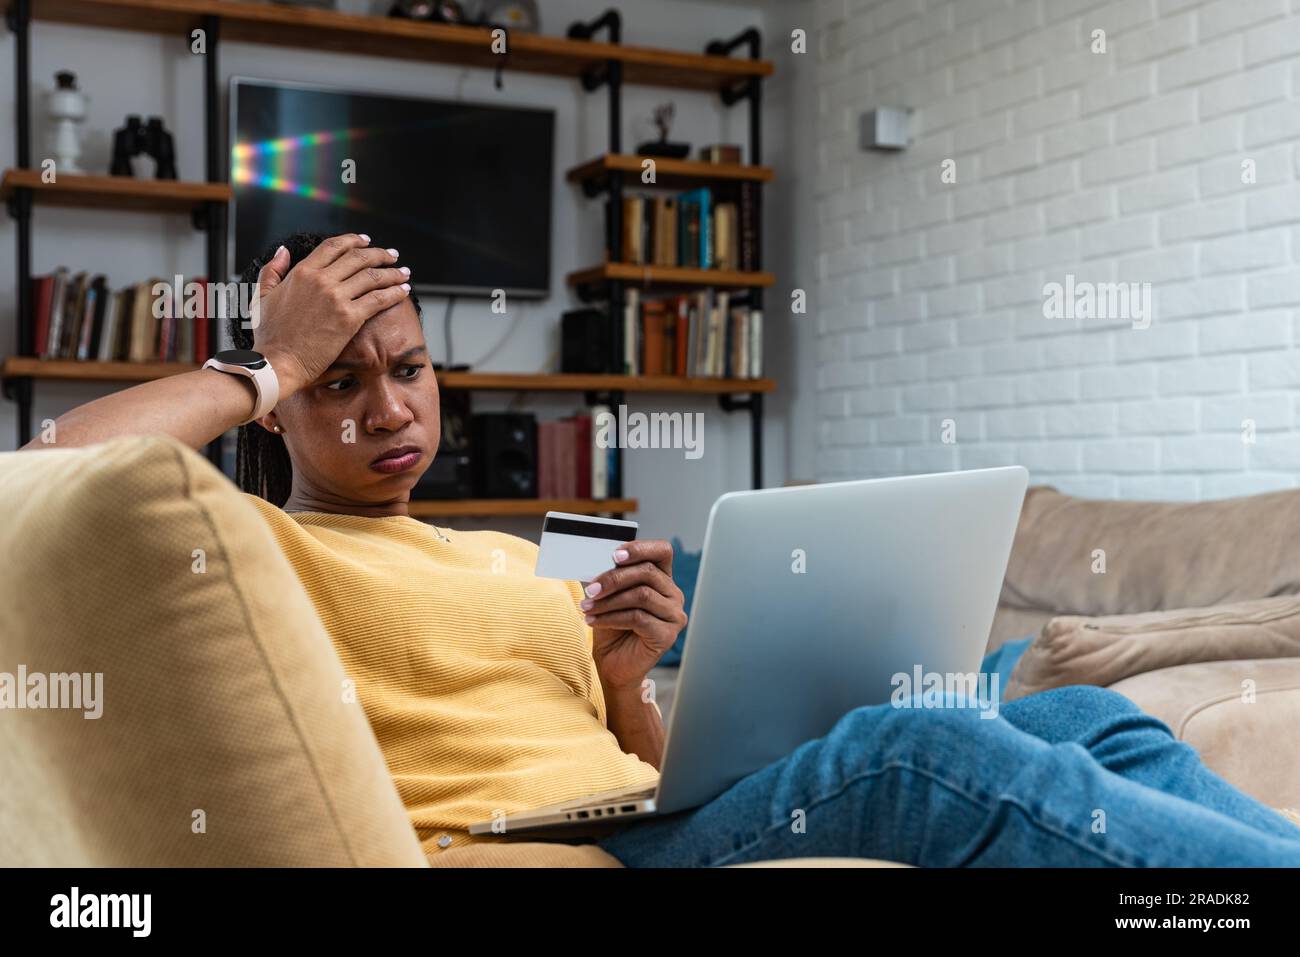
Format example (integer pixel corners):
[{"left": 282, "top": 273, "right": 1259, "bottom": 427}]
[{"left": 110, "top": 115, "right": 177, "bottom": 180}]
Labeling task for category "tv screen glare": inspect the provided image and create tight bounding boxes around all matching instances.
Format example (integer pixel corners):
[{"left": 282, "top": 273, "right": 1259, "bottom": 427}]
[{"left": 230, "top": 79, "right": 555, "bottom": 298}]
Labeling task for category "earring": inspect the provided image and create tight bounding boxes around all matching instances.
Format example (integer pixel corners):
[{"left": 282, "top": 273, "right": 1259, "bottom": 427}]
[{"left": 272, "top": 425, "right": 284, "bottom": 434}]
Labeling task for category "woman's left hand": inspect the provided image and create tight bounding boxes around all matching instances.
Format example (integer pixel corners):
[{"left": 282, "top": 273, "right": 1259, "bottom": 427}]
[{"left": 580, "top": 539, "right": 688, "bottom": 692}]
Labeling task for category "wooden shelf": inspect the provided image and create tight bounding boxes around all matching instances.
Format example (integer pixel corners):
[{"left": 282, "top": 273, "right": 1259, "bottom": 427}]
[
  {"left": 32, "top": 0, "right": 772, "bottom": 91},
  {"left": 437, "top": 371, "right": 775, "bottom": 394},
  {"left": 0, "top": 169, "right": 232, "bottom": 214},
  {"left": 567, "top": 154, "right": 775, "bottom": 191},
  {"left": 0, "top": 357, "right": 201, "bottom": 382},
  {"left": 0, "top": 358, "right": 776, "bottom": 394},
  {"left": 568, "top": 263, "right": 776, "bottom": 289},
  {"left": 407, "top": 498, "right": 636, "bottom": 518}
]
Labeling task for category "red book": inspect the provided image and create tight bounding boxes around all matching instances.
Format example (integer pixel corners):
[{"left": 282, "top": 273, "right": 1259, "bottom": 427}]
[
  {"left": 673, "top": 295, "right": 690, "bottom": 376},
  {"left": 31, "top": 275, "right": 55, "bottom": 356},
  {"left": 194, "top": 278, "right": 210, "bottom": 364},
  {"left": 571, "top": 415, "right": 592, "bottom": 499},
  {"left": 642, "top": 301, "right": 668, "bottom": 375},
  {"left": 158, "top": 294, "right": 172, "bottom": 361},
  {"left": 565, "top": 418, "right": 580, "bottom": 498}
]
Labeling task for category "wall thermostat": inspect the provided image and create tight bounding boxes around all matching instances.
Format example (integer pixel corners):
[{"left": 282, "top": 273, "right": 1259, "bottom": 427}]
[{"left": 859, "top": 107, "right": 912, "bottom": 151}]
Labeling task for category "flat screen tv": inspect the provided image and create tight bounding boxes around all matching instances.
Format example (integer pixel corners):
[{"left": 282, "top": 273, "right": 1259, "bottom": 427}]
[{"left": 230, "top": 78, "right": 555, "bottom": 298}]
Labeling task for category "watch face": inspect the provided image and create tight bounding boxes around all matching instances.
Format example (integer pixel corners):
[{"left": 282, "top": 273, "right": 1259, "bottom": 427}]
[{"left": 215, "top": 348, "right": 266, "bottom": 368}]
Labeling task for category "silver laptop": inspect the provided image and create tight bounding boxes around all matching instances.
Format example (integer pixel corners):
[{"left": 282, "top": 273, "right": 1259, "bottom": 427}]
[{"left": 469, "top": 466, "right": 1028, "bottom": 836}]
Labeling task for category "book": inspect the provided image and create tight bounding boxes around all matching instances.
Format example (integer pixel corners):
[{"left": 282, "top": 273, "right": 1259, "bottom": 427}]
[
  {"left": 548, "top": 419, "right": 568, "bottom": 498},
  {"left": 622, "top": 196, "right": 646, "bottom": 264},
  {"left": 729, "top": 305, "right": 746, "bottom": 379},
  {"left": 31, "top": 274, "right": 55, "bottom": 357},
  {"left": 571, "top": 414, "right": 592, "bottom": 499},
  {"left": 62, "top": 272, "right": 88, "bottom": 359},
  {"left": 42, "top": 267, "right": 70, "bottom": 359},
  {"left": 672, "top": 295, "right": 690, "bottom": 377},
  {"left": 590, "top": 403, "right": 610, "bottom": 498},
  {"left": 114, "top": 286, "right": 137, "bottom": 362},
  {"left": 99, "top": 288, "right": 123, "bottom": 361},
  {"left": 711, "top": 290, "right": 730, "bottom": 376},
  {"left": 677, "top": 192, "right": 695, "bottom": 268},
  {"left": 129, "top": 279, "right": 156, "bottom": 362},
  {"left": 642, "top": 298, "right": 669, "bottom": 375},
  {"left": 560, "top": 418, "right": 579, "bottom": 497},
  {"left": 193, "top": 278, "right": 210, "bottom": 364},
  {"left": 691, "top": 289, "right": 709, "bottom": 377},
  {"left": 78, "top": 275, "right": 107, "bottom": 360},
  {"left": 681, "top": 187, "right": 712, "bottom": 269},
  {"left": 713, "top": 201, "right": 738, "bottom": 271},
  {"left": 701, "top": 190, "right": 713, "bottom": 269},
  {"left": 622, "top": 287, "right": 639, "bottom": 375},
  {"left": 179, "top": 284, "right": 194, "bottom": 364},
  {"left": 700, "top": 143, "right": 742, "bottom": 164},
  {"left": 651, "top": 196, "right": 678, "bottom": 266}
]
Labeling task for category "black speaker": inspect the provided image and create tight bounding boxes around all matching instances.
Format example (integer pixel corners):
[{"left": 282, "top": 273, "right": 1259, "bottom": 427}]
[
  {"left": 561, "top": 308, "right": 616, "bottom": 374},
  {"left": 412, "top": 391, "right": 473, "bottom": 500},
  {"left": 470, "top": 412, "right": 537, "bottom": 498}
]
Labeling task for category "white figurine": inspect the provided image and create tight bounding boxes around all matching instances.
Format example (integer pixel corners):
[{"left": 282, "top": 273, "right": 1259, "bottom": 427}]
[{"left": 47, "top": 71, "right": 87, "bottom": 175}]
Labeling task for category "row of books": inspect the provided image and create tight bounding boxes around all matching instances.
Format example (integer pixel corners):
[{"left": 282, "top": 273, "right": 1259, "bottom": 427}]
[
  {"left": 29, "top": 268, "right": 215, "bottom": 364},
  {"left": 538, "top": 405, "right": 618, "bottom": 499},
  {"left": 622, "top": 288, "right": 763, "bottom": 379},
  {"left": 621, "top": 181, "right": 761, "bottom": 272}
]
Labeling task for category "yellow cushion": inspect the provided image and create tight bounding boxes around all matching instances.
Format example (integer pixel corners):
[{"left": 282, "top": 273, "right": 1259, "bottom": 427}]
[{"left": 0, "top": 435, "right": 426, "bottom": 866}]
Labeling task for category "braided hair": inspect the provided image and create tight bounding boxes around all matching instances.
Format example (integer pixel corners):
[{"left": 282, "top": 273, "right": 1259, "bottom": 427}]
[{"left": 229, "top": 232, "right": 422, "bottom": 505}]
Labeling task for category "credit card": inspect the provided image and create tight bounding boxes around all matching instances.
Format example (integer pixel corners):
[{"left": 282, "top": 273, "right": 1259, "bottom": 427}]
[{"left": 534, "top": 511, "right": 639, "bottom": 583}]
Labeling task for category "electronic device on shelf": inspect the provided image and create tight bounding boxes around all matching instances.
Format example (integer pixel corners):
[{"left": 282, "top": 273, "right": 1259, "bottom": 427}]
[
  {"left": 412, "top": 391, "right": 472, "bottom": 500},
  {"left": 229, "top": 78, "right": 555, "bottom": 298},
  {"left": 470, "top": 412, "right": 537, "bottom": 499},
  {"left": 560, "top": 308, "right": 616, "bottom": 374}
]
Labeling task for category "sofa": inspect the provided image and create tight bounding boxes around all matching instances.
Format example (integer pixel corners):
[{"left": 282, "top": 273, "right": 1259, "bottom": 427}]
[
  {"left": 0, "top": 434, "right": 895, "bottom": 867},
  {"left": 988, "top": 486, "right": 1300, "bottom": 811},
  {"left": 2, "top": 435, "right": 1296, "bottom": 868}
]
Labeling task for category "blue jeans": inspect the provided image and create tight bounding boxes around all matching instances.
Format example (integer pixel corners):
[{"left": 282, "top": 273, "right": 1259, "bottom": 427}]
[{"left": 597, "top": 637, "right": 1300, "bottom": 867}]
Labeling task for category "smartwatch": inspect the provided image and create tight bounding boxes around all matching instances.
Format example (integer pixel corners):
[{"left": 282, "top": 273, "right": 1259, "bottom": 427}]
[{"left": 201, "top": 348, "right": 281, "bottom": 425}]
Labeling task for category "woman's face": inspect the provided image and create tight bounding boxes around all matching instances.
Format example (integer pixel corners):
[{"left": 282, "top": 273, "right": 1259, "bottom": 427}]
[{"left": 263, "top": 297, "right": 440, "bottom": 506}]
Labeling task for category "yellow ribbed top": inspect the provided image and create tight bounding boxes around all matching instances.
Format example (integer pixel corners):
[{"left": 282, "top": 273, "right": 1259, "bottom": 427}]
[{"left": 242, "top": 493, "right": 660, "bottom": 854}]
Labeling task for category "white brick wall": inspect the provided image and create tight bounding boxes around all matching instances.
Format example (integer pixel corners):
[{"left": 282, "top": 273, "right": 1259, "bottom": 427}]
[{"left": 811, "top": 0, "right": 1300, "bottom": 500}]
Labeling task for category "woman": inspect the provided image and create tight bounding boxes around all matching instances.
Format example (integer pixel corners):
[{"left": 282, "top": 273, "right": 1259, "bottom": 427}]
[{"left": 27, "top": 232, "right": 1300, "bottom": 867}]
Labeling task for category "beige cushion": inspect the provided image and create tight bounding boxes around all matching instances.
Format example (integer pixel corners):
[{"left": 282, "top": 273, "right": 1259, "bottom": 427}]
[
  {"left": 1005, "top": 596, "right": 1300, "bottom": 700},
  {"left": 997, "top": 485, "right": 1300, "bottom": 627},
  {"left": 1110, "top": 658, "right": 1300, "bottom": 809},
  {"left": 0, "top": 435, "right": 427, "bottom": 866}
]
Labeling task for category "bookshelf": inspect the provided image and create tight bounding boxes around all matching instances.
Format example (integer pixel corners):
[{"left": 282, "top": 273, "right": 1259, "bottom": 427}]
[
  {"left": 3, "top": 1, "right": 776, "bottom": 513},
  {"left": 566, "top": 154, "right": 775, "bottom": 193},
  {"left": 563, "top": 15, "right": 771, "bottom": 490},
  {"left": 0, "top": 169, "right": 232, "bottom": 214},
  {"left": 568, "top": 262, "right": 776, "bottom": 291},
  {"left": 1, "top": 357, "right": 777, "bottom": 396},
  {"left": 27, "top": 0, "right": 771, "bottom": 90}
]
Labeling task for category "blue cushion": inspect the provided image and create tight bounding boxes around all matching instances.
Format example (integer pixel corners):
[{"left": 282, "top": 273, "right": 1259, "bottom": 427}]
[{"left": 660, "top": 536, "right": 703, "bottom": 667}]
